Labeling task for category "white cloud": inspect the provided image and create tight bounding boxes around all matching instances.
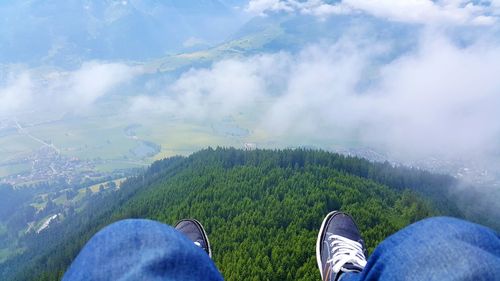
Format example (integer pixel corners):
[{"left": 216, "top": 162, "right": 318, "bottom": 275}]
[
  {"left": 345, "top": 0, "right": 496, "bottom": 25},
  {"left": 130, "top": 53, "right": 291, "bottom": 120},
  {"left": 491, "top": 0, "right": 500, "bottom": 15},
  {"left": 0, "top": 62, "right": 141, "bottom": 116},
  {"left": 246, "top": 0, "right": 295, "bottom": 15},
  {"left": 363, "top": 36, "right": 500, "bottom": 157},
  {"left": 265, "top": 34, "right": 500, "bottom": 160},
  {"left": 63, "top": 62, "right": 140, "bottom": 106},
  {"left": 0, "top": 73, "right": 33, "bottom": 115},
  {"left": 246, "top": 0, "right": 499, "bottom": 25},
  {"left": 131, "top": 29, "right": 500, "bottom": 163}
]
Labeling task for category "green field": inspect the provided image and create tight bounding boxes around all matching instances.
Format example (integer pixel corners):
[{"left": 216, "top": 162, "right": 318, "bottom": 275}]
[
  {"left": 0, "top": 94, "right": 359, "bottom": 181},
  {"left": 0, "top": 134, "right": 39, "bottom": 163},
  {"left": 87, "top": 178, "right": 126, "bottom": 193}
]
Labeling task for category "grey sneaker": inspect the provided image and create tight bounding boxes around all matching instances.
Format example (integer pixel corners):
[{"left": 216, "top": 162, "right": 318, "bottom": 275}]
[
  {"left": 174, "top": 219, "right": 212, "bottom": 258},
  {"left": 316, "top": 211, "right": 367, "bottom": 281}
]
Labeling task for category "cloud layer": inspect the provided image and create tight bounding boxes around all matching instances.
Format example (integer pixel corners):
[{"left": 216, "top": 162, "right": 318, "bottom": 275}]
[
  {"left": 0, "top": 62, "right": 141, "bottom": 116},
  {"left": 131, "top": 28, "right": 500, "bottom": 163},
  {"left": 247, "top": 0, "right": 499, "bottom": 25}
]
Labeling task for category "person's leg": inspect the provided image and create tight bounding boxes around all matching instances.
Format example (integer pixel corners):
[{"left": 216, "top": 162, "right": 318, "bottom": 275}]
[
  {"left": 340, "top": 217, "right": 500, "bottom": 281},
  {"left": 62, "top": 219, "right": 223, "bottom": 281}
]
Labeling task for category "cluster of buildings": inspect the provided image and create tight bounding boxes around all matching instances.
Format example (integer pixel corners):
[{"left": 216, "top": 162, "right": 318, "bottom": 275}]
[{"left": 1, "top": 146, "right": 101, "bottom": 187}]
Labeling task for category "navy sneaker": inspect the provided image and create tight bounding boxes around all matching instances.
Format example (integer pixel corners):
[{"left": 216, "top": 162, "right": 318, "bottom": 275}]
[
  {"left": 174, "top": 219, "right": 212, "bottom": 258},
  {"left": 316, "top": 211, "right": 367, "bottom": 281}
]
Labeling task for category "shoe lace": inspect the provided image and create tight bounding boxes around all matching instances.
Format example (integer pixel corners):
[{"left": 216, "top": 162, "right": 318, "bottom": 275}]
[{"left": 327, "top": 235, "right": 367, "bottom": 273}]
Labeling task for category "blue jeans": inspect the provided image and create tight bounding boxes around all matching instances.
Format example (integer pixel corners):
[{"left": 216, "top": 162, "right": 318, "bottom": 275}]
[{"left": 63, "top": 217, "right": 500, "bottom": 281}]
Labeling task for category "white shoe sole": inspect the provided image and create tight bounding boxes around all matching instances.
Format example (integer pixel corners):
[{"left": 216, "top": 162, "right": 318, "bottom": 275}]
[
  {"left": 176, "top": 219, "right": 213, "bottom": 258},
  {"left": 316, "top": 211, "right": 339, "bottom": 280},
  {"left": 191, "top": 219, "right": 213, "bottom": 258}
]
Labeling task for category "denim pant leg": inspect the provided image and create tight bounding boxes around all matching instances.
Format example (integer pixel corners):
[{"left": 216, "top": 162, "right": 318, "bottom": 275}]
[
  {"left": 342, "top": 217, "right": 500, "bottom": 281},
  {"left": 63, "top": 219, "right": 224, "bottom": 281}
]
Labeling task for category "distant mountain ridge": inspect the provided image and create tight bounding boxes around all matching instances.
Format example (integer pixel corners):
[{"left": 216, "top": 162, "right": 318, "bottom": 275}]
[
  {"left": 0, "top": 0, "right": 417, "bottom": 70},
  {"left": 143, "top": 11, "right": 418, "bottom": 76},
  {"left": 0, "top": 0, "right": 247, "bottom": 65}
]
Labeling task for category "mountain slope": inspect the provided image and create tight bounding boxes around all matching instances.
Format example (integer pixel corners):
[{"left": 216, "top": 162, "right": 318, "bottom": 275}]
[
  {"left": 0, "top": 0, "right": 246, "bottom": 65},
  {"left": 144, "top": 11, "right": 418, "bottom": 75},
  {"left": 3, "top": 148, "right": 461, "bottom": 281}
]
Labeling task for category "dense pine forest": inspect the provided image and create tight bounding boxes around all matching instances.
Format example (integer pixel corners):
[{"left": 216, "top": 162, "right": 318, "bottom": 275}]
[{"left": 2, "top": 148, "right": 473, "bottom": 280}]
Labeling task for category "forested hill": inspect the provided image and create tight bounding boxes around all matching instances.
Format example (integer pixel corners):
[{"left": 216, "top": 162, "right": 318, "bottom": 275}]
[{"left": 6, "top": 148, "right": 465, "bottom": 281}]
